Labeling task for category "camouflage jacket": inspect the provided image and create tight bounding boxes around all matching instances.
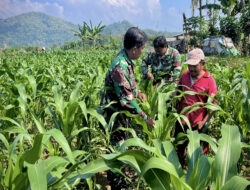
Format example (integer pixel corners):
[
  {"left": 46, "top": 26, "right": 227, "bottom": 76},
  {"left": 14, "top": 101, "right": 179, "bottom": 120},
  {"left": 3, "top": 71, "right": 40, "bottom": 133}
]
[
  {"left": 141, "top": 47, "right": 182, "bottom": 84},
  {"left": 101, "top": 49, "right": 148, "bottom": 120}
]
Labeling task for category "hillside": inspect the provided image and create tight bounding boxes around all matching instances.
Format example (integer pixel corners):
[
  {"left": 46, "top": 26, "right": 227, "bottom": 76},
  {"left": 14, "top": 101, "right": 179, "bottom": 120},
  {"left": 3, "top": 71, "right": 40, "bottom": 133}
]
[
  {"left": 0, "top": 12, "right": 78, "bottom": 48},
  {"left": 0, "top": 12, "right": 178, "bottom": 48},
  {"left": 102, "top": 20, "right": 177, "bottom": 38}
]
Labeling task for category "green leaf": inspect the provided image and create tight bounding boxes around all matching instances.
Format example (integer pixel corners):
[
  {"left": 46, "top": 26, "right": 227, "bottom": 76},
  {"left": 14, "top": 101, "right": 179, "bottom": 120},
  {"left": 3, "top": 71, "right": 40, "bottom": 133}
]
[
  {"left": 107, "top": 112, "right": 119, "bottom": 132},
  {"left": 44, "top": 156, "right": 69, "bottom": 173},
  {"left": 121, "top": 138, "right": 156, "bottom": 153},
  {"left": 79, "top": 101, "right": 88, "bottom": 124},
  {"left": 213, "top": 124, "right": 241, "bottom": 187},
  {"left": 162, "top": 141, "right": 183, "bottom": 177},
  {"left": 15, "top": 83, "right": 27, "bottom": 102},
  {"left": 69, "top": 82, "right": 82, "bottom": 102},
  {"left": 31, "top": 113, "right": 46, "bottom": 134},
  {"left": 199, "top": 133, "right": 218, "bottom": 153},
  {"left": 188, "top": 155, "right": 210, "bottom": 190},
  {"left": 22, "top": 134, "right": 43, "bottom": 164},
  {"left": 0, "top": 133, "right": 9, "bottom": 150},
  {"left": 87, "top": 108, "right": 107, "bottom": 128},
  {"left": 221, "top": 176, "right": 250, "bottom": 190},
  {"left": 64, "top": 101, "right": 79, "bottom": 137},
  {"left": 0, "top": 117, "right": 24, "bottom": 130},
  {"left": 27, "top": 75, "right": 37, "bottom": 97},
  {"left": 4, "top": 159, "right": 13, "bottom": 188},
  {"left": 46, "top": 129, "right": 75, "bottom": 164},
  {"left": 186, "top": 130, "right": 202, "bottom": 183},
  {"left": 9, "top": 134, "right": 31, "bottom": 158},
  {"left": 27, "top": 162, "right": 47, "bottom": 190},
  {"left": 67, "top": 159, "right": 122, "bottom": 184},
  {"left": 52, "top": 85, "right": 65, "bottom": 117},
  {"left": 139, "top": 157, "right": 191, "bottom": 190}
]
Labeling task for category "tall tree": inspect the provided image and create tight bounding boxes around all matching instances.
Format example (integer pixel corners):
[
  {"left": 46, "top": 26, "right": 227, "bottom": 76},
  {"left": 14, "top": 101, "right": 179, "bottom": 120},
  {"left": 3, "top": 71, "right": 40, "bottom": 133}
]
[
  {"left": 191, "top": 0, "right": 203, "bottom": 17},
  {"left": 72, "top": 22, "right": 88, "bottom": 45},
  {"left": 73, "top": 21, "right": 106, "bottom": 48},
  {"left": 85, "top": 21, "right": 106, "bottom": 48}
]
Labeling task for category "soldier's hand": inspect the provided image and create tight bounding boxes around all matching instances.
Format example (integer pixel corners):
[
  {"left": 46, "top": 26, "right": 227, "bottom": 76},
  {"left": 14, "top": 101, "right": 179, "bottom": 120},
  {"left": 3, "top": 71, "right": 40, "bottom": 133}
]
[
  {"left": 147, "top": 72, "right": 154, "bottom": 80},
  {"left": 138, "top": 92, "right": 146, "bottom": 102},
  {"left": 146, "top": 116, "right": 155, "bottom": 127}
]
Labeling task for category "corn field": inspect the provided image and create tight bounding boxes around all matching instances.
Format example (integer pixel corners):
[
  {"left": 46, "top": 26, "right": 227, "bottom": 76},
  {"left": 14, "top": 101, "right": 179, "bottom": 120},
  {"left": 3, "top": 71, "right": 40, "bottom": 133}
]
[{"left": 0, "top": 49, "right": 249, "bottom": 190}]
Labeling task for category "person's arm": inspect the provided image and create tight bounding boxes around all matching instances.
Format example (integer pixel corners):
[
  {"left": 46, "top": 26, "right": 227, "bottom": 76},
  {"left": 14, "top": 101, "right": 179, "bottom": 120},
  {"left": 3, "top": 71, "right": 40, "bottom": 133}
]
[
  {"left": 112, "top": 68, "right": 154, "bottom": 126},
  {"left": 197, "top": 76, "right": 218, "bottom": 131},
  {"left": 141, "top": 53, "right": 154, "bottom": 79}
]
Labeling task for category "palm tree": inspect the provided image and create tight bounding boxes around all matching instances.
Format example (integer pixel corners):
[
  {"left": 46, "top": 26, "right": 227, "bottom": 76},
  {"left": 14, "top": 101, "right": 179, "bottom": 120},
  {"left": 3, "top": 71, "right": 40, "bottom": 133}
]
[
  {"left": 85, "top": 21, "right": 106, "bottom": 48},
  {"left": 201, "top": 0, "right": 246, "bottom": 17},
  {"left": 191, "top": 0, "right": 203, "bottom": 17},
  {"left": 72, "top": 22, "right": 88, "bottom": 45},
  {"left": 73, "top": 21, "right": 106, "bottom": 48}
]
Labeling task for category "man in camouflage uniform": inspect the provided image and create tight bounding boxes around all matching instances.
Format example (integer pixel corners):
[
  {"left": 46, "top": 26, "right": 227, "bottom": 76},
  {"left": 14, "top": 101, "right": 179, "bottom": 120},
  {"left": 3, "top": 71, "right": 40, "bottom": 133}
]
[
  {"left": 101, "top": 27, "right": 155, "bottom": 141},
  {"left": 101, "top": 27, "right": 155, "bottom": 189},
  {"left": 141, "top": 36, "right": 182, "bottom": 86}
]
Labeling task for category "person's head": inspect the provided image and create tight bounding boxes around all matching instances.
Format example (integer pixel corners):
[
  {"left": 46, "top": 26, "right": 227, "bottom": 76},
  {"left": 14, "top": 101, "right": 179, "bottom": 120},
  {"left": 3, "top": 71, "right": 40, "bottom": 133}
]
[
  {"left": 153, "top": 36, "right": 168, "bottom": 56},
  {"left": 185, "top": 48, "right": 205, "bottom": 77},
  {"left": 124, "top": 27, "right": 147, "bottom": 60}
]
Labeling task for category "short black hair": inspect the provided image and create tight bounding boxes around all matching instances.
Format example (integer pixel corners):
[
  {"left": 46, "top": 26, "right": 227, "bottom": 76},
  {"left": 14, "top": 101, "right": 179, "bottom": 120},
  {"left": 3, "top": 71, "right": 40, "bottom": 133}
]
[
  {"left": 153, "top": 36, "right": 167, "bottom": 48},
  {"left": 124, "top": 27, "right": 147, "bottom": 50}
]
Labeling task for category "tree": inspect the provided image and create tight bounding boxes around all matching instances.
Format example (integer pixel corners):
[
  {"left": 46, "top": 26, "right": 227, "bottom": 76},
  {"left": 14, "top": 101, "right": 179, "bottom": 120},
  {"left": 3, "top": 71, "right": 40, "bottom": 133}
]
[
  {"left": 85, "top": 21, "right": 106, "bottom": 48},
  {"left": 191, "top": 0, "right": 203, "bottom": 17},
  {"left": 72, "top": 21, "right": 106, "bottom": 48},
  {"left": 72, "top": 22, "right": 88, "bottom": 46},
  {"left": 201, "top": 1, "right": 221, "bottom": 36}
]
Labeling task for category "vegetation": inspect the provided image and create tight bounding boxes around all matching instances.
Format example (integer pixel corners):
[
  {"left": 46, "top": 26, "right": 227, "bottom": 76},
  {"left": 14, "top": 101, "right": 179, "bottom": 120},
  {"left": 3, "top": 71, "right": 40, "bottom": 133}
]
[
  {"left": 0, "top": 48, "right": 249, "bottom": 189},
  {"left": 0, "top": 1, "right": 249, "bottom": 189},
  {"left": 0, "top": 13, "right": 178, "bottom": 49},
  {"left": 184, "top": 0, "right": 250, "bottom": 55},
  {"left": 73, "top": 21, "right": 106, "bottom": 48},
  {"left": 0, "top": 12, "right": 78, "bottom": 48}
]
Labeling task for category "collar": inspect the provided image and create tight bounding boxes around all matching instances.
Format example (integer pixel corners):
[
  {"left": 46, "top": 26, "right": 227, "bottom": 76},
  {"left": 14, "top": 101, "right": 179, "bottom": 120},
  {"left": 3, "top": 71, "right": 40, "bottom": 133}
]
[
  {"left": 203, "top": 69, "right": 210, "bottom": 78},
  {"left": 121, "top": 49, "right": 133, "bottom": 66}
]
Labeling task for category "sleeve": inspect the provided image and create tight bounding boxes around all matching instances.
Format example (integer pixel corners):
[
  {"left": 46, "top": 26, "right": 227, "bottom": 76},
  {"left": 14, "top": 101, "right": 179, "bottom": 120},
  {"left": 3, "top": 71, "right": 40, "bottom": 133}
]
[
  {"left": 208, "top": 76, "right": 218, "bottom": 104},
  {"left": 111, "top": 67, "right": 148, "bottom": 120},
  {"left": 172, "top": 49, "right": 182, "bottom": 83},
  {"left": 141, "top": 53, "right": 151, "bottom": 77}
]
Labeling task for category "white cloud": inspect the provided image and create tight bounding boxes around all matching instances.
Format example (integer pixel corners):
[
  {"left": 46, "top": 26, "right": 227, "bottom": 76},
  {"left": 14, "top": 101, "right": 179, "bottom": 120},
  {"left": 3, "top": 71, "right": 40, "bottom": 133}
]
[
  {"left": 100, "top": 0, "right": 139, "bottom": 14},
  {"left": 0, "top": 0, "right": 183, "bottom": 31},
  {"left": 147, "top": 0, "right": 160, "bottom": 16},
  {"left": 67, "top": 0, "right": 88, "bottom": 4},
  {"left": 0, "top": 0, "right": 64, "bottom": 19}
]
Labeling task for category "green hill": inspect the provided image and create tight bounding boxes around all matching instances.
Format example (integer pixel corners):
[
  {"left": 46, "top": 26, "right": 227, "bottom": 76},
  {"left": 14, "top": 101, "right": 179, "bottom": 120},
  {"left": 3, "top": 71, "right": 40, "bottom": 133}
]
[
  {"left": 102, "top": 20, "right": 134, "bottom": 36},
  {"left": 0, "top": 12, "right": 78, "bottom": 48},
  {"left": 0, "top": 12, "right": 179, "bottom": 48},
  {"left": 102, "top": 20, "right": 178, "bottom": 37}
]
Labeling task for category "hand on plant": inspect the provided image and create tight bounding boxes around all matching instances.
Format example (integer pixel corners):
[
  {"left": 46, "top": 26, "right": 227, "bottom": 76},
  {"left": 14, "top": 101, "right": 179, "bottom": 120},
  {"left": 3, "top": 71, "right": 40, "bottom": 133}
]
[
  {"left": 146, "top": 116, "right": 155, "bottom": 127},
  {"left": 146, "top": 72, "right": 154, "bottom": 80},
  {"left": 197, "top": 120, "right": 205, "bottom": 131},
  {"left": 138, "top": 91, "right": 146, "bottom": 102}
]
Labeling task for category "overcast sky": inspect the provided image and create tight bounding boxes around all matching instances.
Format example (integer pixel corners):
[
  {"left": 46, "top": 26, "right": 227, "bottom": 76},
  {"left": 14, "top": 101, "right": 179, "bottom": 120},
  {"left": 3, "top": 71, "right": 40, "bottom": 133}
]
[{"left": 0, "top": 0, "right": 201, "bottom": 32}]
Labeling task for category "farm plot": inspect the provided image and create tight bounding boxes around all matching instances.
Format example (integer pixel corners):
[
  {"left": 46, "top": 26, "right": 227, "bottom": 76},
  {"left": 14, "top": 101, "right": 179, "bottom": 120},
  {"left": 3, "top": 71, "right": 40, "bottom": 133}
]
[{"left": 0, "top": 50, "right": 249, "bottom": 189}]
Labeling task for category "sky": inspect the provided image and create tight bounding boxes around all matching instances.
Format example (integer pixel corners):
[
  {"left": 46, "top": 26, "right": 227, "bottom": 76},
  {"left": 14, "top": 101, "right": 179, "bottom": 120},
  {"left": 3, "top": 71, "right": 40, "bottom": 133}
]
[{"left": 0, "top": 0, "right": 200, "bottom": 32}]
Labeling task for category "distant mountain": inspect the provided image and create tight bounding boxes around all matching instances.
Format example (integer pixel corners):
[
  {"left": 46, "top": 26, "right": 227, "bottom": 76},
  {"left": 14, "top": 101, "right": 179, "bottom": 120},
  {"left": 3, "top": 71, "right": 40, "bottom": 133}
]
[
  {"left": 102, "top": 20, "right": 134, "bottom": 36},
  {"left": 143, "top": 29, "right": 178, "bottom": 38},
  {"left": 102, "top": 20, "right": 178, "bottom": 38},
  {"left": 0, "top": 12, "right": 179, "bottom": 48},
  {"left": 0, "top": 12, "right": 78, "bottom": 47}
]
